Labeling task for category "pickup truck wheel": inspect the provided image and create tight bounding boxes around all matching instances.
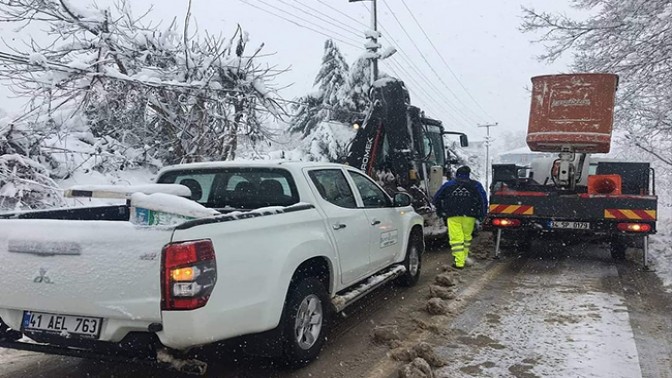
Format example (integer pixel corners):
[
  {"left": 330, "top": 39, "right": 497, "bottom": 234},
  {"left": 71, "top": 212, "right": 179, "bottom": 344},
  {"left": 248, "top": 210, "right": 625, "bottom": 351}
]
[
  {"left": 281, "top": 277, "right": 330, "bottom": 367},
  {"left": 397, "top": 234, "right": 423, "bottom": 287}
]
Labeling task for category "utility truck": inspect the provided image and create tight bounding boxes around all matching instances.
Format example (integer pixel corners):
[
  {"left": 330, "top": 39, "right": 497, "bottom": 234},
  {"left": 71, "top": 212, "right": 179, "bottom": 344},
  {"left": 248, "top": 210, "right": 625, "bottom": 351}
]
[{"left": 486, "top": 74, "right": 657, "bottom": 265}]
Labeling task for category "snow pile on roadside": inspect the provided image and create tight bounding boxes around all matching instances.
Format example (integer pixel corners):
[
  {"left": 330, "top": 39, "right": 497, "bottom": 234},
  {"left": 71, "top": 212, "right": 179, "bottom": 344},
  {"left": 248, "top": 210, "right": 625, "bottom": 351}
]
[{"left": 649, "top": 207, "right": 672, "bottom": 290}]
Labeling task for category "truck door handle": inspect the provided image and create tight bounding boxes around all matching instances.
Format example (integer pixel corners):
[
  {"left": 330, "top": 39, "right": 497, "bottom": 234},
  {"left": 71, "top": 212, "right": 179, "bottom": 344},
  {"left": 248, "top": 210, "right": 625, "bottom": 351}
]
[
  {"left": 332, "top": 223, "right": 347, "bottom": 230},
  {"left": 371, "top": 219, "right": 381, "bottom": 226}
]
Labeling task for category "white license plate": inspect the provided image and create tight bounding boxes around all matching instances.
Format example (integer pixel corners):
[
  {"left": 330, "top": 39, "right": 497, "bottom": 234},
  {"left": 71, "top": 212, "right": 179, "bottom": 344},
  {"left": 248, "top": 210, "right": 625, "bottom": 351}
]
[
  {"left": 22, "top": 311, "right": 102, "bottom": 339},
  {"left": 550, "top": 221, "right": 590, "bottom": 230}
]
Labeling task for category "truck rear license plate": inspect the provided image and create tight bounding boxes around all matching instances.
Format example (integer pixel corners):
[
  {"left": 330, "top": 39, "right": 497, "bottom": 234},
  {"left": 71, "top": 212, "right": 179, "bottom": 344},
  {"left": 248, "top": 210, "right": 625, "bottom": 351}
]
[
  {"left": 550, "top": 221, "right": 590, "bottom": 230},
  {"left": 22, "top": 311, "right": 102, "bottom": 339}
]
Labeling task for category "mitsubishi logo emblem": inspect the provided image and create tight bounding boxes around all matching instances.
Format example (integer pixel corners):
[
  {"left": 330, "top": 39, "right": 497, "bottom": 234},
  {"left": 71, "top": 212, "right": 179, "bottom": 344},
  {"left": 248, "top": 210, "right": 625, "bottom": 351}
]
[{"left": 34, "top": 268, "right": 53, "bottom": 284}]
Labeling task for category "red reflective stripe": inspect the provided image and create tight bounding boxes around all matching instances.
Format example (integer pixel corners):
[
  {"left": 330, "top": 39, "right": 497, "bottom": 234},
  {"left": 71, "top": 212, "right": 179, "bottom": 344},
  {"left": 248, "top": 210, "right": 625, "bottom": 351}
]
[
  {"left": 490, "top": 205, "right": 510, "bottom": 213},
  {"left": 513, "top": 206, "right": 531, "bottom": 214},
  {"left": 632, "top": 210, "right": 655, "bottom": 220},
  {"left": 608, "top": 209, "right": 628, "bottom": 219},
  {"left": 606, "top": 209, "right": 656, "bottom": 220}
]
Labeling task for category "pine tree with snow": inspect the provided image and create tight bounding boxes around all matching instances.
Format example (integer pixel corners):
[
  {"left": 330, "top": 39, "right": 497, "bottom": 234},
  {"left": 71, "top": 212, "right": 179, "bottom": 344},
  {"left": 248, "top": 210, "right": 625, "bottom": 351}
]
[
  {"left": 290, "top": 94, "right": 324, "bottom": 138},
  {"left": 290, "top": 39, "right": 351, "bottom": 137},
  {"left": 315, "top": 40, "right": 350, "bottom": 108},
  {"left": 339, "top": 55, "right": 372, "bottom": 115}
]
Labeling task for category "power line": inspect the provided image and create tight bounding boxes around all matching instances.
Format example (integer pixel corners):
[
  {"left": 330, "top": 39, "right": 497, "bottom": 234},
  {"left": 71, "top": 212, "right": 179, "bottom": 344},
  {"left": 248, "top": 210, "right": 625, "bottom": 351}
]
[
  {"left": 399, "top": 0, "right": 494, "bottom": 121},
  {"left": 295, "top": 0, "right": 365, "bottom": 33},
  {"left": 388, "top": 50, "right": 474, "bottom": 128},
  {"left": 288, "top": 1, "right": 442, "bottom": 115},
  {"left": 238, "top": 0, "right": 361, "bottom": 49},
  {"left": 360, "top": 2, "right": 476, "bottom": 128},
  {"left": 268, "top": 0, "right": 467, "bottom": 126},
  {"left": 258, "top": 0, "right": 455, "bottom": 124},
  {"left": 380, "top": 0, "right": 481, "bottom": 124},
  {"left": 384, "top": 57, "right": 469, "bottom": 128},
  {"left": 275, "top": 0, "right": 362, "bottom": 41},
  {"left": 382, "top": 59, "right": 454, "bottom": 124},
  {"left": 253, "top": 0, "right": 363, "bottom": 46},
  {"left": 380, "top": 0, "right": 483, "bottom": 125},
  {"left": 314, "top": 0, "right": 369, "bottom": 29},
  {"left": 383, "top": 39, "right": 475, "bottom": 127}
]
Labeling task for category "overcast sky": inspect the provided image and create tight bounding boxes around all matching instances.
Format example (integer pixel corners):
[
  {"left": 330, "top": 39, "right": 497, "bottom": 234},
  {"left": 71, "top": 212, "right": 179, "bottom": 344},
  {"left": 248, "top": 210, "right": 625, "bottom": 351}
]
[{"left": 0, "top": 0, "right": 576, "bottom": 142}]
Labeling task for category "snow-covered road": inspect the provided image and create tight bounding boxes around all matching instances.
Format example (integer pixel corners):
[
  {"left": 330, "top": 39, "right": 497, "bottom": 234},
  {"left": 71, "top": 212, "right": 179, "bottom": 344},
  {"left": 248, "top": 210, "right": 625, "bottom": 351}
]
[
  {"left": 1, "top": 238, "right": 670, "bottom": 378},
  {"left": 435, "top": 242, "right": 646, "bottom": 377}
]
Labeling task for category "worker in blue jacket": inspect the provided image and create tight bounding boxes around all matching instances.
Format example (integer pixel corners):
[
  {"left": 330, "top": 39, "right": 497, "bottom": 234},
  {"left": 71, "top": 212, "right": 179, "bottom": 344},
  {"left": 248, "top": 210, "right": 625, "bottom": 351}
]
[{"left": 432, "top": 166, "right": 488, "bottom": 269}]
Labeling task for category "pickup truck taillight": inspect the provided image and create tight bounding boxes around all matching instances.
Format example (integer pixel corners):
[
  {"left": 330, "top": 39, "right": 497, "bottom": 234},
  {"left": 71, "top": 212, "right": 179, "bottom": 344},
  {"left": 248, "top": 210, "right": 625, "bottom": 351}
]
[{"left": 161, "top": 239, "right": 217, "bottom": 311}]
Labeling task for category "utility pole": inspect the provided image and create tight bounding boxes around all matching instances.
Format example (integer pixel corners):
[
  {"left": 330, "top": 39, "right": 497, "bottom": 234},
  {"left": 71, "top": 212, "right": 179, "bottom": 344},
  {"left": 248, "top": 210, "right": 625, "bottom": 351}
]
[
  {"left": 349, "top": 0, "right": 379, "bottom": 84},
  {"left": 478, "top": 122, "right": 498, "bottom": 190},
  {"left": 370, "top": 0, "right": 378, "bottom": 82}
]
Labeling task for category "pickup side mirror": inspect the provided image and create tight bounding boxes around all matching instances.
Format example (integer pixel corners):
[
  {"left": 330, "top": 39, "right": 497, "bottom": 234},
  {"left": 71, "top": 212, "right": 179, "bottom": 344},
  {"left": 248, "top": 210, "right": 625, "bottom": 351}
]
[{"left": 393, "top": 192, "right": 413, "bottom": 207}]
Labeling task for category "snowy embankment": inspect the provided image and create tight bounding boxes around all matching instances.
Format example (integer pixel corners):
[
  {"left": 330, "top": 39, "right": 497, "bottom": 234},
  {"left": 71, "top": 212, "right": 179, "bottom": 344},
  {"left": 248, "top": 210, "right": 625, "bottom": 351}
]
[{"left": 649, "top": 206, "right": 672, "bottom": 290}]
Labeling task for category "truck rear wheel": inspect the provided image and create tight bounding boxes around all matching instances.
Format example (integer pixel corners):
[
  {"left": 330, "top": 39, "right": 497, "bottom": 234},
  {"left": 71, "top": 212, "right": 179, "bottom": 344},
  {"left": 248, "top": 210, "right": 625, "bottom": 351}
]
[
  {"left": 610, "top": 237, "right": 627, "bottom": 260},
  {"left": 280, "top": 277, "right": 330, "bottom": 367},
  {"left": 397, "top": 232, "right": 423, "bottom": 287}
]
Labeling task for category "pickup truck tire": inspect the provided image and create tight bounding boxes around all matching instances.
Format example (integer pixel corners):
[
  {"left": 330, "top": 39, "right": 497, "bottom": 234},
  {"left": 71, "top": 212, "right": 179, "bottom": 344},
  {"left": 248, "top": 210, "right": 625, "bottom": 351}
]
[
  {"left": 397, "top": 232, "right": 423, "bottom": 287},
  {"left": 281, "top": 277, "right": 330, "bottom": 367}
]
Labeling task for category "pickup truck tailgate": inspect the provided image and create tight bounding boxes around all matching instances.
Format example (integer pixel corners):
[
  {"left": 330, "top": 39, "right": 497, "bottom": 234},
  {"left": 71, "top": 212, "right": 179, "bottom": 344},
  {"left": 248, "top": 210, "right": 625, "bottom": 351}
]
[{"left": 0, "top": 219, "right": 174, "bottom": 322}]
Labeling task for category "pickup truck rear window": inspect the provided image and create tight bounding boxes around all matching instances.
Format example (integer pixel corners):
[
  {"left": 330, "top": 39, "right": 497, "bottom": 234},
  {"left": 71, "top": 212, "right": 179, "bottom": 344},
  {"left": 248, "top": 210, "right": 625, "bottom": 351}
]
[{"left": 157, "top": 168, "right": 299, "bottom": 211}]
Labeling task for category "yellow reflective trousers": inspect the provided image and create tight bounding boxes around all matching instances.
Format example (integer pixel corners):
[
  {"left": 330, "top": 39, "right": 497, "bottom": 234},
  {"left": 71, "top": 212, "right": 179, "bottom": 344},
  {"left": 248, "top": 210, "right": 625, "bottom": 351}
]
[{"left": 447, "top": 216, "right": 476, "bottom": 268}]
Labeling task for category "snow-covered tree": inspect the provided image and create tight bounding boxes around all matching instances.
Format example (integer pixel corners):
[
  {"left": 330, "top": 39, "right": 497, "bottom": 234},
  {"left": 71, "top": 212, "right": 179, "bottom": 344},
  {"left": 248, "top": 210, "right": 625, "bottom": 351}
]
[
  {"left": 287, "top": 120, "right": 356, "bottom": 162},
  {"left": 290, "top": 93, "right": 324, "bottom": 138},
  {"left": 521, "top": 1, "right": 672, "bottom": 167},
  {"left": 290, "top": 39, "right": 351, "bottom": 137},
  {"left": 0, "top": 0, "right": 284, "bottom": 167},
  {"left": 339, "top": 55, "right": 372, "bottom": 115},
  {"left": 0, "top": 120, "right": 65, "bottom": 210},
  {"left": 315, "top": 40, "right": 349, "bottom": 107}
]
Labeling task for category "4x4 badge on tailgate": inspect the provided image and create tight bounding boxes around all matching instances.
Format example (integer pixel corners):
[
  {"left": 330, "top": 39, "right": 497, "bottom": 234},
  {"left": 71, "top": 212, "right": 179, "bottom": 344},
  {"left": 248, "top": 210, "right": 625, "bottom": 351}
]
[{"left": 33, "top": 268, "right": 53, "bottom": 284}]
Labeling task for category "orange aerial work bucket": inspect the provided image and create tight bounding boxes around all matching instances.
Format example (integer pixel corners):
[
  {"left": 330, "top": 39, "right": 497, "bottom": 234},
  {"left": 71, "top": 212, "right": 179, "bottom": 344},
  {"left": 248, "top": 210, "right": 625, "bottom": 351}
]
[{"left": 527, "top": 73, "right": 619, "bottom": 154}]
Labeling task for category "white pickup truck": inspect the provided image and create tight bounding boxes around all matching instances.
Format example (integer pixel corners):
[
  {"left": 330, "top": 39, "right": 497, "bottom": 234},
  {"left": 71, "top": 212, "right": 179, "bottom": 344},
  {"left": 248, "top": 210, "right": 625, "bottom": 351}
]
[{"left": 0, "top": 161, "right": 424, "bottom": 371}]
